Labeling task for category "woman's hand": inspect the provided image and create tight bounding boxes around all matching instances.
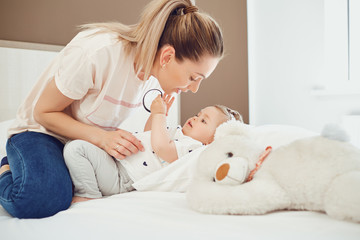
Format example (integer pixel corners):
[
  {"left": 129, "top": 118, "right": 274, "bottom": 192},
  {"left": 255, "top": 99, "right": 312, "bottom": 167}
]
[
  {"left": 34, "top": 78, "right": 144, "bottom": 160},
  {"left": 101, "top": 129, "right": 144, "bottom": 160},
  {"left": 150, "top": 94, "right": 175, "bottom": 115}
]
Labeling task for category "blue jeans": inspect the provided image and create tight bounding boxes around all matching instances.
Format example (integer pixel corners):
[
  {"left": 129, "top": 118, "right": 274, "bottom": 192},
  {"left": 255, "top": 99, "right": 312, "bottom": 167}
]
[{"left": 0, "top": 131, "right": 73, "bottom": 218}]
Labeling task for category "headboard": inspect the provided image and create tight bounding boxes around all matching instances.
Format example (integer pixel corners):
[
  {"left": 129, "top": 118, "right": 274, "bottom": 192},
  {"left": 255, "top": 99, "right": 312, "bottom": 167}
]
[{"left": 0, "top": 40, "right": 61, "bottom": 122}]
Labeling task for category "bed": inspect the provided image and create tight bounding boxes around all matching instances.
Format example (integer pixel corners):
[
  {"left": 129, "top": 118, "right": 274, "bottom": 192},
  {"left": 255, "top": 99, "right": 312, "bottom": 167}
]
[
  {"left": 1, "top": 119, "right": 360, "bottom": 240},
  {"left": 1, "top": 43, "right": 360, "bottom": 240}
]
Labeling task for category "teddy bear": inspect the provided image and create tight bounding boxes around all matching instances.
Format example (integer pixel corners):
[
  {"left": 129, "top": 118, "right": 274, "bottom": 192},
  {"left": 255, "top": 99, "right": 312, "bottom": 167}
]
[{"left": 186, "top": 121, "right": 360, "bottom": 222}]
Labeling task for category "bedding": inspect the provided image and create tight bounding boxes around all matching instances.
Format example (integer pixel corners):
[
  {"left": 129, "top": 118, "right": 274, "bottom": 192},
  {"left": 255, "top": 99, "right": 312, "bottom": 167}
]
[
  {"left": 133, "top": 123, "right": 317, "bottom": 192},
  {"left": 1, "top": 120, "right": 360, "bottom": 239},
  {"left": 1, "top": 191, "right": 360, "bottom": 240}
]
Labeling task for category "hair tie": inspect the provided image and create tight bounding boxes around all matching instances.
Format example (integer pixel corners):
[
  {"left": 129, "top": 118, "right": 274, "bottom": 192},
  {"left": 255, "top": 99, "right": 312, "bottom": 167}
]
[
  {"left": 226, "top": 108, "right": 235, "bottom": 120},
  {"left": 183, "top": 6, "right": 198, "bottom": 14},
  {"left": 229, "top": 113, "right": 235, "bottom": 120}
]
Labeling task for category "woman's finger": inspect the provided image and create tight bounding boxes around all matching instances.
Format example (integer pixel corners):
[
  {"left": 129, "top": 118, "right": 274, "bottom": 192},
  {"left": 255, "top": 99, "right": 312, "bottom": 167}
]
[
  {"left": 114, "top": 143, "right": 132, "bottom": 156},
  {"left": 117, "top": 129, "right": 145, "bottom": 152},
  {"left": 109, "top": 148, "right": 126, "bottom": 160},
  {"left": 115, "top": 138, "right": 138, "bottom": 156}
]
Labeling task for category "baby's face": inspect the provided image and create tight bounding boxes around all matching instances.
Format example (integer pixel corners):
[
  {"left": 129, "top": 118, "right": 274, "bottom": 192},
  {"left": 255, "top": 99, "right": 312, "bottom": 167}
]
[{"left": 182, "top": 106, "right": 228, "bottom": 145}]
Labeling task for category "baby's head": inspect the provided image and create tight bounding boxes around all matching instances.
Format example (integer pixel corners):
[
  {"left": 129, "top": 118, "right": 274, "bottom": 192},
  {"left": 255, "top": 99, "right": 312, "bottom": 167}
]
[{"left": 182, "top": 105, "right": 243, "bottom": 145}]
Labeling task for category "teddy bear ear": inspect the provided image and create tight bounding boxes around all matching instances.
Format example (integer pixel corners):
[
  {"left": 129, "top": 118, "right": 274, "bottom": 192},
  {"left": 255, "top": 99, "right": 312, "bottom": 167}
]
[{"left": 214, "top": 120, "right": 252, "bottom": 140}]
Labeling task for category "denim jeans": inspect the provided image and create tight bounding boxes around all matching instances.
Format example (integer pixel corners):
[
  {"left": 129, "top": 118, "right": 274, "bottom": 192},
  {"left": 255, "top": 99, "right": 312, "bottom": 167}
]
[{"left": 0, "top": 131, "right": 73, "bottom": 218}]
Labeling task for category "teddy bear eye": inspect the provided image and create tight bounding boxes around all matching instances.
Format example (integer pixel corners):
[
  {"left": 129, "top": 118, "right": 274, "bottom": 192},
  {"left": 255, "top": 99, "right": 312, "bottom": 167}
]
[{"left": 227, "top": 152, "right": 233, "bottom": 158}]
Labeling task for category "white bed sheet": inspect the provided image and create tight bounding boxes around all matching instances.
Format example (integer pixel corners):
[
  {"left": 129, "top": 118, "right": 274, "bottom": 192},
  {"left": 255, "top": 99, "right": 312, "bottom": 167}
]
[
  {"left": 1, "top": 191, "right": 359, "bottom": 240},
  {"left": 1, "top": 121, "right": 360, "bottom": 239}
]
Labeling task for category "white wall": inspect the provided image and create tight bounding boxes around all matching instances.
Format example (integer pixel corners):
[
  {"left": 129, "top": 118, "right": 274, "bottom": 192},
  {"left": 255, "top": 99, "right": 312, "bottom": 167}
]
[
  {"left": 247, "top": 0, "right": 360, "bottom": 147},
  {"left": 0, "top": 43, "right": 179, "bottom": 132}
]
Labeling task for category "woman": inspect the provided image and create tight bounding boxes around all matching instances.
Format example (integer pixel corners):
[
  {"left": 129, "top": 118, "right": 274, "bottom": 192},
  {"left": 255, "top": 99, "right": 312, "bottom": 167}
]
[{"left": 0, "top": 0, "right": 223, "bottom": 218}]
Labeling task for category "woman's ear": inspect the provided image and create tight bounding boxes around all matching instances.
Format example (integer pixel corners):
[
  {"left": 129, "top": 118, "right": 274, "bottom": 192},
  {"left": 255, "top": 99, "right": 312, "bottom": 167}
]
[{"left": 159, "top": 45, "right": 175, "bottom": 68}]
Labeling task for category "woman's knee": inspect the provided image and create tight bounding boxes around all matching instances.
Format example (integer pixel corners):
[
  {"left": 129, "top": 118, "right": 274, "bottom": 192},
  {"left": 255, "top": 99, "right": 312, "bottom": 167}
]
[
  {"left": 5, "top": 177, "right": 72, "bottom": 218},
  {"left": 2, "top": 132, "right": 72, "bottom": 218}
]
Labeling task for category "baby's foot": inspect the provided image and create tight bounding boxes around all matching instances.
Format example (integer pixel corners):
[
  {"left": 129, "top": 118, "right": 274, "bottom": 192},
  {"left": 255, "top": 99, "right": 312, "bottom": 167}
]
[
  {"left": 0, "top": 157, "right": 10, "bottom": 175},
  {"left": 71, "top": 196, "right": 94, "bottom": 204},
  {"left": 0, "top": 165, "right": 10, "bottom": 175}
]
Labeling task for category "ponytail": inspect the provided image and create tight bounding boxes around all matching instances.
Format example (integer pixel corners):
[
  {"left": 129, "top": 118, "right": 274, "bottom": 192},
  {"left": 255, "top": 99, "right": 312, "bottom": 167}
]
[{"left": 80, "top": 0, "right": 224, "bottom": 80}]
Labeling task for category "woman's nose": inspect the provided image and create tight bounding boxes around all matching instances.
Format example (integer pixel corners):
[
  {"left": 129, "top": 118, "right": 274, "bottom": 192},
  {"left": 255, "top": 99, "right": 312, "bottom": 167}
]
[{"left": 188, "top": 80, "right": 201, "bottom": 93}]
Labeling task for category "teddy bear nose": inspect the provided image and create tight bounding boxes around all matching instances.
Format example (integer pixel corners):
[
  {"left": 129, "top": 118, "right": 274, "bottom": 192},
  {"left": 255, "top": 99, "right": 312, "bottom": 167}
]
[{"left": 216, "top": 163, "right": 230, "bottom": 181}]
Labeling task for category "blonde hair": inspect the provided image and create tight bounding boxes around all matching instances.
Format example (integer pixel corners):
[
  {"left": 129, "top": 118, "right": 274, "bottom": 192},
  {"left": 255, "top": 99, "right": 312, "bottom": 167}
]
[
  {"left": 214, "top": 105, "right": 243, "bottom": 122},
  {"left": 80, "top": 0, "right": 224, "bottom": 80}
]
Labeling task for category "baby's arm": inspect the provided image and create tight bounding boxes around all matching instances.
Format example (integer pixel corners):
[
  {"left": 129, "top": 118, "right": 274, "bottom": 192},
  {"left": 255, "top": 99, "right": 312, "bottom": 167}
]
[
  {"left": 144, "top": 114, "right": 153, "bottom": 132},
  {"left": 144, "top": 94, "right": 174, "bottom": 132},
  {"left": 150, "top": 95, "right": 178, "bottom": 163}
]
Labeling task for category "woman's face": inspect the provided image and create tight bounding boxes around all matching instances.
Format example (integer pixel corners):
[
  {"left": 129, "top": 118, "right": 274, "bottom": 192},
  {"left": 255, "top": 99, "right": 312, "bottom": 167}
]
[{"left": 153, "top": 46, "right": 220, "bottom": 95}]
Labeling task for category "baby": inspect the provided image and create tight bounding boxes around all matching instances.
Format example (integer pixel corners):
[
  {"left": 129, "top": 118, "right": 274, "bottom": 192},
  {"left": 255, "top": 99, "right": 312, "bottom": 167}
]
[{"left": 64, "top": 94, "right": 242, "bottom": 203}]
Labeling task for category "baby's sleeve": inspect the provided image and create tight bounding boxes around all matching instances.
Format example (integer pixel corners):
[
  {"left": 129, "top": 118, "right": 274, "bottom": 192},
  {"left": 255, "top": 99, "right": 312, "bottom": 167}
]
[
  {"left": 172, "top": 128, "right": 203, "bottom": 158},
  {"left": 54, "top": 46, "right": 94, "bottom": 100}
]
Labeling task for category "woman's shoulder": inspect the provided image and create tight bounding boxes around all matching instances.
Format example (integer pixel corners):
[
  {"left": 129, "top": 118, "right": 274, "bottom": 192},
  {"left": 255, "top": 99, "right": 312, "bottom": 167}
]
[{"left": 66, "top": 28, "right": 124, "bottom": 56}]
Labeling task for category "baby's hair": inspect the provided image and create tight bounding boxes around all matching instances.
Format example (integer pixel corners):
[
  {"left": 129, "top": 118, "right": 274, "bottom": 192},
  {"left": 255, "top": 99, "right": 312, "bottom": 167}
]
[
  {"left": 214, "top": 105, "right": 243, "bottom": 123},
  {"left": 79, "top": 0, "right": 224, "bottom": 81}
]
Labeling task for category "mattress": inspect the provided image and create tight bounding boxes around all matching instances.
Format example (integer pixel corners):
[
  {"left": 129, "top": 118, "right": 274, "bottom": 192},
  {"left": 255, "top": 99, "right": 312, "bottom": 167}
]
[
  {"left": 1, "top": 191, "right": 360, "bottom": 240},
  {"left": 1, "top": 120, "right": 360, "bottom": 239}
]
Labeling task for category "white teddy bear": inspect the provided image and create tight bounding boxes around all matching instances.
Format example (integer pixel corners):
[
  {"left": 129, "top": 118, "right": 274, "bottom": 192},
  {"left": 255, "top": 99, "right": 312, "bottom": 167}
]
[{"left": 186, "top": 121, "right": 360, "bottom": 222}]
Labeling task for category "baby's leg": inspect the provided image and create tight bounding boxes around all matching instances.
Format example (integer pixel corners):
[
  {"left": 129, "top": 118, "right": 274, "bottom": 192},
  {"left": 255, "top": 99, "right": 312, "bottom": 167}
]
[{"left": 64, "top": 140, "right": 120, "bottom": 199}]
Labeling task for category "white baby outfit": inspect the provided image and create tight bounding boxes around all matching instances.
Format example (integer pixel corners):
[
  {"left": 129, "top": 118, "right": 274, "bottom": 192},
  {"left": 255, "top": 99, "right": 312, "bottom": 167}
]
[
  {"left": 64, "top": 127, "right": 203, "bottom": 198},
  {"left": 120, "top": 126, "right": 202, "bottom": 182}
]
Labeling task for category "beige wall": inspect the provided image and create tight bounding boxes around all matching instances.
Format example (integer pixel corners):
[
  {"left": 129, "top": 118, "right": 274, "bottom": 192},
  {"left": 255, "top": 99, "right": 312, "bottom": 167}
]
[
  {"left": 0, "top": 0, "right": 248, "bottom": 123},
  {"left": 186, "top": 0, "right": 248, "bottom": 123},
  {"left": 0, "top": 0, "right": 149, "bottom": 45}
]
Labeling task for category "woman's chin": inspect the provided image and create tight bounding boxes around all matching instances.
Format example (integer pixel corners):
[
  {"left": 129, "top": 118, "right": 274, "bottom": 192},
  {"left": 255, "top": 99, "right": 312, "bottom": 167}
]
[{"left": 164, "top": 89, "right": 180, "bottom": 95}]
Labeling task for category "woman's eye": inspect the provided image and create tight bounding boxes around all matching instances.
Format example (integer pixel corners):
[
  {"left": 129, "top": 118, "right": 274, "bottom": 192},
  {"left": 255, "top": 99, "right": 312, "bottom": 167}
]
[
  {"left": 190, "top": 76, "right": 196, "bottom": 81},
  {"left": 201, "top": 119, "right": 206, "bottom": 124}
]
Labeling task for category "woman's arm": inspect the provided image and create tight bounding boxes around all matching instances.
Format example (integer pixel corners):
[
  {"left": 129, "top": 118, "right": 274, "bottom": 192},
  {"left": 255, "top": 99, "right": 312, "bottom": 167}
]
[
  {"left": 149, "top": 95, "right": 178, "bottom": 163},
  {"left": 34, "top": 78, "right": 144, "bottom": 159}
]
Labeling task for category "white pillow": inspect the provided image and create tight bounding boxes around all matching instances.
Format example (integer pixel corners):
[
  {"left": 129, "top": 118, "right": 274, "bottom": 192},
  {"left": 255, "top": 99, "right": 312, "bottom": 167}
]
[
  {"left": 132, "top": 124, "right": 317, "bottom": 193},
  {"left": 252, "top": 124, "right": 317, "bottom": 149},
  {"left": 0, "top": 119, "right": 14, "bottom": 159}
]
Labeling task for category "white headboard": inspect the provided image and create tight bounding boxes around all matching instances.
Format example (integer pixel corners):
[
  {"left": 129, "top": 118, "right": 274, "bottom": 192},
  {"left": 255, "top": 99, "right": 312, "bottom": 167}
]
[{"left": 0, "top": 40, "right": 61, "bottom": 122}]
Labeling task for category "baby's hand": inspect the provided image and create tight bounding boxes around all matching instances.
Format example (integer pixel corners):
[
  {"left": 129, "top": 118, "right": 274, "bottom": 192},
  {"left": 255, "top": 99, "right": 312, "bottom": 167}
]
[
  {"left": 150, "top": 94, "right": 175, "bottom": 115},
  {"left": 150, "top": 95, "right": 167, "bottom": 114},
  {"left": 162, "top": 94, "right": 175, "bottom": 116}
]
